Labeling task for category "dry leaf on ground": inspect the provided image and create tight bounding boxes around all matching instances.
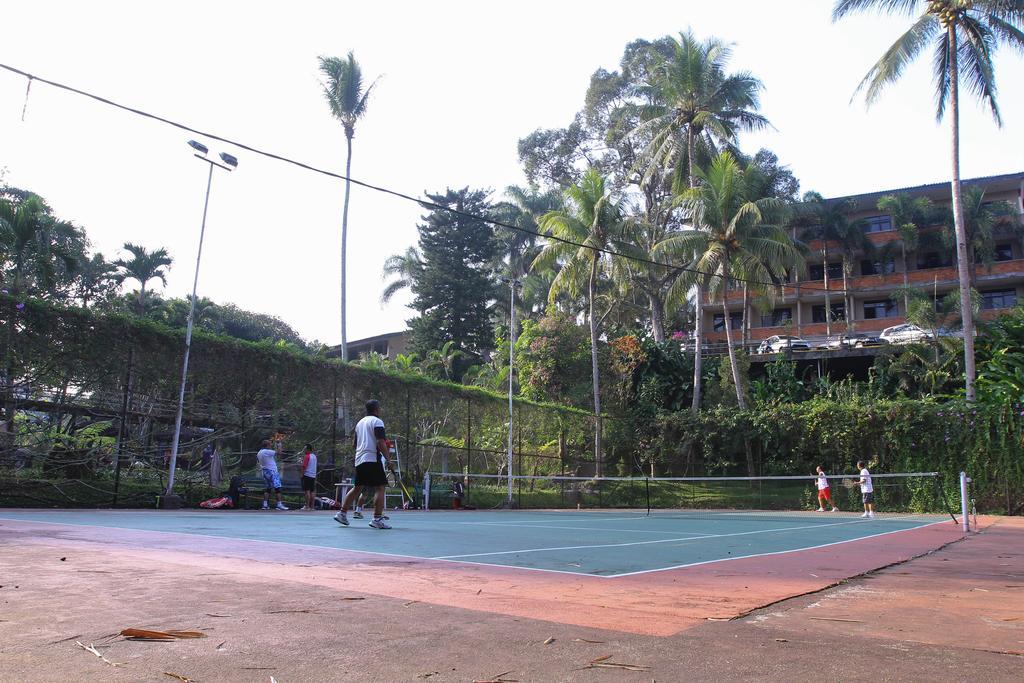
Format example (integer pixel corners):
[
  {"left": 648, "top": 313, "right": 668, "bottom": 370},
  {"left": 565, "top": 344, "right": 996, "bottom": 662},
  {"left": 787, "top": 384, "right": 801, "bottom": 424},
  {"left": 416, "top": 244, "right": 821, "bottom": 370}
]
[
  {"left": 75, "top": 641, "right": 123, "bottom": 667},
  {"left": 120, "top": 628, "right": 206, "bottom": 641}
]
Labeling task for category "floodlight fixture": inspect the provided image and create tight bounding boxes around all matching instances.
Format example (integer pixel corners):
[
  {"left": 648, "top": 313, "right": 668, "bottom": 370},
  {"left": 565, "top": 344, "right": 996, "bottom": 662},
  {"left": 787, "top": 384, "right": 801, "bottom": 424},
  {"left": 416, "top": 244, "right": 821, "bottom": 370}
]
[
  {"left": 188, "top": 140, "right": 209, "bottom": 155},
  {"left": 219, "top": 152, "right": 238, "bottom": 168}
]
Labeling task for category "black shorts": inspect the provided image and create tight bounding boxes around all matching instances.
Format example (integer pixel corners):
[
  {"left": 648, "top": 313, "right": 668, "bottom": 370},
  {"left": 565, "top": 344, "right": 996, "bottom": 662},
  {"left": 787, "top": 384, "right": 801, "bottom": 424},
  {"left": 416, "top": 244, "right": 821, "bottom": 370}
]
[
  {"left": 355, "top": 461, "right": 388, "bottom": 488},
  {"left": 301, "top": 475, "right": 316, "bottom": 492},
  {"left": 862, "top": 491, "right": 874, "bottom": 504}
]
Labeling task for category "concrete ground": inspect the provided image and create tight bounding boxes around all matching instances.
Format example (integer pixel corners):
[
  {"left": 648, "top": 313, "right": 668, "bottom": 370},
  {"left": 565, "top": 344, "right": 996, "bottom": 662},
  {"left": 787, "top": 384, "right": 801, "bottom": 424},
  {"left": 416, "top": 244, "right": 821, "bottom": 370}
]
[{"left": 0, "top": 516, "right": 1021, "bottom": 682}]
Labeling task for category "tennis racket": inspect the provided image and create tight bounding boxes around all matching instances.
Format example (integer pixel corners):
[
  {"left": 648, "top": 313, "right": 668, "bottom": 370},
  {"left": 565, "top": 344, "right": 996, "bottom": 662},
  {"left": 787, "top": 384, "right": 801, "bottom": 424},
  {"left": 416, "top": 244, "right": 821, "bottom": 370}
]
[{"left": 842, "top": 477, "right": 859, "bottom": 489}]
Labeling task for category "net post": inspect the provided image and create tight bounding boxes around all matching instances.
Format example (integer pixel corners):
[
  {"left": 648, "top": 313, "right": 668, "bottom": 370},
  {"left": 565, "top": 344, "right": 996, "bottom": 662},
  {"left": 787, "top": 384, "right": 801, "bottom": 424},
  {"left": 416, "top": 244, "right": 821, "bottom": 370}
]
[
  {"left": 424, "top": 472, "right": 431, "bottom": 512},
  {"left": 959, "top": 471, "right": 969, "bottom": 533},
  {"left": 645, "top": 477, "right": 650, "bottom": 517}
]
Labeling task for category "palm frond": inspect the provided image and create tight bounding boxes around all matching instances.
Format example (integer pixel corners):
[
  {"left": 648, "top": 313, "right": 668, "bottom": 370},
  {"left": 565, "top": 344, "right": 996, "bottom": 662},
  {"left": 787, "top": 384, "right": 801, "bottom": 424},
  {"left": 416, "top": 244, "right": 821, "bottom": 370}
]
[{"left": 856, "top": 13, "right": 941, "bottom": 106}]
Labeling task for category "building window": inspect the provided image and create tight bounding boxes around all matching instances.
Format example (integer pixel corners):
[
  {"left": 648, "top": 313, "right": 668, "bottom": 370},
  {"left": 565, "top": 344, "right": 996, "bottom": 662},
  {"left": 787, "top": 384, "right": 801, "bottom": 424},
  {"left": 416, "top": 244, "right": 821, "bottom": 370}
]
[
  {"left": 981, "top": 289, "right": 1017, "bottom": 310},
  {"left": 863, "top": 215, "right": 894, "bottom": 233},
  {"left": 760, "top": 308, "right": 792, "bottom": 328},
  {"left": 713, "top": 312, "right": 744, "bottom": 331},
  {"left": 812, "top": 304, "right": 846, "bottom": 323},
  {"left": 994, "top": 243, "right": 1014, "bottom": 262},
  {"left": 861, "top": 258, "right": 896, "bottom": 276},
  {"left": 916, "top": 251, "right": 954, "bottom": 270},
  {"left": 864, "top": 299, "right": 899, "bottom": 319},
  {"left": 808, "top": 262, "right": 844, "bottom": 281}
]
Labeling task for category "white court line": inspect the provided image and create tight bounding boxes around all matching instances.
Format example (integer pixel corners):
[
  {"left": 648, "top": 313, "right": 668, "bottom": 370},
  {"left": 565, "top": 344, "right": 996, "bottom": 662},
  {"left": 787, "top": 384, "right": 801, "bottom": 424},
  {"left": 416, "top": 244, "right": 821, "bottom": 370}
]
[
  {"left": 608, "top": 519, "right": 955, "bottom": 578},
  {"left": 432, "top": 517, "right": 929, "bottom": 560},
  {"left": 455, "top": 521, "right": 718, "bottom": 536}
]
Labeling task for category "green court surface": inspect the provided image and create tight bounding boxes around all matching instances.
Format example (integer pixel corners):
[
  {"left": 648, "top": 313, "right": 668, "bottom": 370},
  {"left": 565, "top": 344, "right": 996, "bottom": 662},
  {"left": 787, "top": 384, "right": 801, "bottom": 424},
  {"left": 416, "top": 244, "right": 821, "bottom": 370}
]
[{"left": 0, "top": 509, "right": 950, "bottom": 578}]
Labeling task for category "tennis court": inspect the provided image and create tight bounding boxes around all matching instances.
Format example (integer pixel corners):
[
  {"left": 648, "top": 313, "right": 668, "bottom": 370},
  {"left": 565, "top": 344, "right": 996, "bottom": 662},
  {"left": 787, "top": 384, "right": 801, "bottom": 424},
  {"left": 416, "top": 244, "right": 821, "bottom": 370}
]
[{"left": 0, "top": 507, "right": 955, "bottom": 577}]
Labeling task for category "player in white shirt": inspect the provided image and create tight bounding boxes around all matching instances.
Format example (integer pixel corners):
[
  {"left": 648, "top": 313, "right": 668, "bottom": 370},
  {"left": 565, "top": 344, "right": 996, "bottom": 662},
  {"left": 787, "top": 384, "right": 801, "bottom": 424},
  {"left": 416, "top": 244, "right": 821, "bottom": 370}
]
[
  {"left": 814, "top": 466, "right": 838, "bottom": 512},
  {"left": 856, "top": 460, "right": 874, "bottom": 518},
  {"left": 334, "top": 400, "right": 392, "bottom": 529},
  {"left": 299, "top": 443, "right": 317, "bottom": 511},
  {"left": 256, "top": 439, "right": 288, "bottom": 511}
]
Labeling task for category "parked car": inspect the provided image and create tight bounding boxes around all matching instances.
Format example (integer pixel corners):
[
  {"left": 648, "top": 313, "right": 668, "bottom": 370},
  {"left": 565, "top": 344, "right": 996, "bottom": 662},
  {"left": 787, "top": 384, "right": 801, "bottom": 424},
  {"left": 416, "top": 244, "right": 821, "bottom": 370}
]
[
  {"left": 818, "top": 333, "right": 886, "bottom": 350},
  {"left": 756, "top": 335, "right": 811, "bottom": 353},
  {"left": 879, "top": 323, "right": 934, "bottom": 345}
]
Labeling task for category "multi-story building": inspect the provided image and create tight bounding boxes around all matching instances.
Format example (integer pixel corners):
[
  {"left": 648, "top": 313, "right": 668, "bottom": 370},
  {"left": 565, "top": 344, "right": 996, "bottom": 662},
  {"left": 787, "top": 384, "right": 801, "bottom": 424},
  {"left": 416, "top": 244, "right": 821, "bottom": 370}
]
[{"left": 702, "top": 171, "right": 1024, "bottom": 346}]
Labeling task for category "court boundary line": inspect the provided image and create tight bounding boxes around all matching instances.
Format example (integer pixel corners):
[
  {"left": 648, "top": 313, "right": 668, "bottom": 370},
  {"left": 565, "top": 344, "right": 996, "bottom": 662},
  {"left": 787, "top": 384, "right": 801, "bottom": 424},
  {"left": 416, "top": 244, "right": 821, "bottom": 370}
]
[
  {"left": 0, "top": 513, "right": 957, "bottom": 580},
  {"left": 454, "top": 521, "right": 719, "bottom": 535},
  {"left": 432, "top": 516, "right": 945, "bottom": 560}
]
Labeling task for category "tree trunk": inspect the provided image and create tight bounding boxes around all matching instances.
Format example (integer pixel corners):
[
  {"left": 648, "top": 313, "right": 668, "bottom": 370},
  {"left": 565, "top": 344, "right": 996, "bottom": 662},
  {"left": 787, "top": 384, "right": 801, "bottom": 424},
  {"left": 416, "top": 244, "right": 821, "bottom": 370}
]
[
  {"left": 649, "top": 291, "right": 665, "bottom": 342},
  {"left": 902, "top": 242, "right": 910, "bottom": 314},
  {"left": 691, "top": 279, "right": 705, "bottom": 414},
  {"left": 341, "top": 133, "right": 354, "bottom": 362},
  {"left": 587, "top": 253, "right": 603, "bottom": 477},
  {"left": 741, "top": 284, "right": 750, "bottom": 348},
  {"left": 947, "top": 26, "right": 976, "bottom": 402},
  {"left": 842, "top": 260, "right": 852, "bottom": 333},
  {"left": 721, "top": 258, "right": 747, "bottom": 410},
  {"left": 822, "top": 247, "right": 832, "bottom": 336}
]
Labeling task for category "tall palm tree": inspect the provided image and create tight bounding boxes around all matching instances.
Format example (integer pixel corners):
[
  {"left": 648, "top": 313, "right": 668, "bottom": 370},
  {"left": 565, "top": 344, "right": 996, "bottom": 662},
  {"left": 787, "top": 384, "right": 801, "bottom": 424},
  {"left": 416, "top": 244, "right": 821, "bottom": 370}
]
[
  {"left": 630, "top": 30, "right": 769, "bottom": 411},
  {"left": 319, "top": 52, "right": 378, "bottom": 362},
  {"left": 833, "top": 0, "right": 1024, "bottom": 400},
  {"left": 877, "top": 193, "right": 932, "bottom": 312},
  {"left": 534, "top": 169, "right": 629, "bottom": 476},
  {"left": 657, "top": 152, "right": 803, "bottom": 409},
  {"left": 113, "top": 243, "right": 172, "bottom": 315},
  {"left": 380, "top": 246, "right": 423, "bottom": 305},
  {"left": 631, "top": 30, "right": 770, "bottom": 191},
  {"left": 72, "top": 253, "right": 120, "bottom": 308}
]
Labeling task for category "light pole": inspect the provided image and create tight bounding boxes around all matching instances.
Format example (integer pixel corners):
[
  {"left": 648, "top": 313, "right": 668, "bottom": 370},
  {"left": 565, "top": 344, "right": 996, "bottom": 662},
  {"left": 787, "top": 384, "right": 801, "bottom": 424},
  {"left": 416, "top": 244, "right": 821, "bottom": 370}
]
[
  {"left": 163, "top": 140, "right": 237, "bottom": 506},
  {"left": 500, "top": 276, "right": 521, "bottom": 507}
]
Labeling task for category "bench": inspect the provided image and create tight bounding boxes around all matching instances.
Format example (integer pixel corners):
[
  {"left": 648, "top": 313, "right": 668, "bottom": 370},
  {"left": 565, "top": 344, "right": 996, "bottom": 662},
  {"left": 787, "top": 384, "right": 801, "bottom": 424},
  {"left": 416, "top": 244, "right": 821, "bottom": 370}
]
[{"left": 237, "top": 468, "right": 305, "bottom": 509}]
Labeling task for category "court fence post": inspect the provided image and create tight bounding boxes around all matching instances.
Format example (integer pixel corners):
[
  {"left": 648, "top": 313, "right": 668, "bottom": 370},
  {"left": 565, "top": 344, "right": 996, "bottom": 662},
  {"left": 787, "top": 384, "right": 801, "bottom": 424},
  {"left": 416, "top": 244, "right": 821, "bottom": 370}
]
[
  {"left": 960, "top": 471, "right": 970, "bottom": 533},
  {"left": 424, "top": 471, "right": 431, "bottom": 512}
]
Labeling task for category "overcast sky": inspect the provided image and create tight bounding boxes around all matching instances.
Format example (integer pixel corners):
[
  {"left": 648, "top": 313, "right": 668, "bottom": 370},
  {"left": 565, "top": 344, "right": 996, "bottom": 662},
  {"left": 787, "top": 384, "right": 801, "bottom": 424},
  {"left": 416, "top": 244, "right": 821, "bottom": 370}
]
[{"left": 2, "top": 1, "right": 1022, "bottom": 344}]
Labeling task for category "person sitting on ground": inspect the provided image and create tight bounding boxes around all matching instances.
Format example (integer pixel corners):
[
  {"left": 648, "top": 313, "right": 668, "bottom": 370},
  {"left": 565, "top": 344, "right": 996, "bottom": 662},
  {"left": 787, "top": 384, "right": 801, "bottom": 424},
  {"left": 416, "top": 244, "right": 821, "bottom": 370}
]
[
  {"left": 300, "top": 443, "right": 317, "bottom": 511},
  {"left": 815, "top": 465, "right": 838, "bottom": 512},
  {"left": 856, "top": 459, "right": 875, "bottom": 519},
  {"left": 256, "top": 439, "right": 289, "bottom": 511}
]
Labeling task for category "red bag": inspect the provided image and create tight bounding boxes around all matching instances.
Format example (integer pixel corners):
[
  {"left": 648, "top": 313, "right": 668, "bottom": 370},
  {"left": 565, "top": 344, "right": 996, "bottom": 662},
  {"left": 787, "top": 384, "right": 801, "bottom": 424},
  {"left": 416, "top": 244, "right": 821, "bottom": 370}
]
[{"left": 199, "top": 496, "right": 234, "bottom": 509}]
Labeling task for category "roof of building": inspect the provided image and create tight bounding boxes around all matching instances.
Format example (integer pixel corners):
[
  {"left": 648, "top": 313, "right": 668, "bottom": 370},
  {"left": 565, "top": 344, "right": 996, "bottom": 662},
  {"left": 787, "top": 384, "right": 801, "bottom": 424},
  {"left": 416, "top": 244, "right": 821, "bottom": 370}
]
[{"left": 826, "top": 171, "right": 1024, "bottom": 211}]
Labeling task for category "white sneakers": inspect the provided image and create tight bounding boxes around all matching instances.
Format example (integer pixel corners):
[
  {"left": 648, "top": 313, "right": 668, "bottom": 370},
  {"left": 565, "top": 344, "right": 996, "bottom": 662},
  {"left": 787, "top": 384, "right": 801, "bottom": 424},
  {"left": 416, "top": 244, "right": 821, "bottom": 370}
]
[
  {"left": 334, "top": 510, "right": 391, "bottom": 529},
  {"left": 861, "top": 511, "right": 875, "bottom": 518},
  {"left": 275, "top": 502, "right": 289, "bottom": 511},
  {"left": 353, "top": 510, "right": 364, "bottom": 519}
]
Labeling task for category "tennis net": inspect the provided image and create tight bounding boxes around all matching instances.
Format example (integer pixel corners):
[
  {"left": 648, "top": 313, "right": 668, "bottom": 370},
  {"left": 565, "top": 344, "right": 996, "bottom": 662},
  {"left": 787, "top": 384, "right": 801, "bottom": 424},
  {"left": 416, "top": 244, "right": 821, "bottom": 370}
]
[{"left": 424, "top": 471, "right": 960, "bottom": 521}]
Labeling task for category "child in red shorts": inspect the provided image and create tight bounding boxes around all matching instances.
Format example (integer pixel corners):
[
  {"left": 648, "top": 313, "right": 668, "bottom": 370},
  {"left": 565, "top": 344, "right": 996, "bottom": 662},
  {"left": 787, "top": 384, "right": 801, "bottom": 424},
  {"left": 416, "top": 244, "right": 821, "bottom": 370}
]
[{"left": 815, "top": 465, "right": 838, "bottom": 512}]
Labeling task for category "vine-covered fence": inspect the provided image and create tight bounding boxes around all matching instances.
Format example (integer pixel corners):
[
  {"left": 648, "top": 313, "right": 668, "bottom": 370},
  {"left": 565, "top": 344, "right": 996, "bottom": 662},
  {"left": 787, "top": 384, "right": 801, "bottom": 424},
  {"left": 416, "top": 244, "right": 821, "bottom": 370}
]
[{"left": 0, "top": 296, "right": 597, "bottom": 507}]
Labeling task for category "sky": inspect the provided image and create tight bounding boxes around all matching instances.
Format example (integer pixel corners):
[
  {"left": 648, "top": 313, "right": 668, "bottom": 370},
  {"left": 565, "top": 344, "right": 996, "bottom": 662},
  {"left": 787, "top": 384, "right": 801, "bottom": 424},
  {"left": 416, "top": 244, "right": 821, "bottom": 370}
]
[{"left": 2, "top": 1, "right": 1022, "bottom": 345}]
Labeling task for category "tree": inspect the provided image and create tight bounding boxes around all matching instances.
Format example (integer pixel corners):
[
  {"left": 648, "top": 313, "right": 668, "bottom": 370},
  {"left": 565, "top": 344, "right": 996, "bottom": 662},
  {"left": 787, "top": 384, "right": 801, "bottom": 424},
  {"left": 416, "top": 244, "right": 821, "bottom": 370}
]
[
  {"left": 0, "top": 195, "right": 81, "bottom": 298},
  {"left": 791, "top": 193, "right": 861, "bottom": 335},
  {"left": 630, "top": 30, "right": 769, "bottom": 412},
  {"left": 657, "top": 152, "right": 803, "bottom": 410},
  {"left": 113, "top": 243, "right": 172, "bottom": 315},
  {"left": 380, "top": 246, "right": 424, "bottom": 305},
  {"left": 534, "top": 169, "right": 630, "bottom": 475},
  {"left": 940, "top": 186, "right": 1022, "bottom": 287},
  {"left": 408, "top": 188, "right": 497, "bottom": 366},
  {"left": 71, "top": 253, "right": 120, "bottom": 308},
  {"left": 833, "top": 0, "right": 1024, "bottom": 401},
  {"left": 319, "top": 51, "right": 378, "bottom": 362},
  {"left": 877, "top": 193, "right": 933, "bottom": 312}
]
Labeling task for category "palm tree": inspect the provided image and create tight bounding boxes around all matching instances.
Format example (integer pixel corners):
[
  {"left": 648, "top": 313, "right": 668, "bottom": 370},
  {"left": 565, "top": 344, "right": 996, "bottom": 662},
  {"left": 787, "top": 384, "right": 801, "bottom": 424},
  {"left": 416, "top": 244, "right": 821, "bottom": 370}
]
[
  {"left": 72, "top": 253, "right": 120, "bottom": 308},
  {"left": 877, "top": 193, "right": 932, "bottom": 312},
  {"left": 791, "top": 194, "right": 852, "bottom": 335},
  {"left": 833, "top": 0, "right": 1024, "bottom": 400},
  {"left": 631, "top": 30, "right": 769, "bottom": 191},
  {"left": 380, "top": 246, "right": 423, "bottom": 305},
  {"left": 534, "top": 169, "right": 628, "bottom": 476},
  {"left": 630, "top": 30, "right": 769, "bottom": 411},
  {"left": 0, "top": 195, "right": 80, "bottom": 297},
  {"left": 942, "top": 186, "right": 1022, "bottom": 287},
  {"left": 657, "top": 152, "right": 803, "bottom": 410},
  {"left": 113, "top": 243, "right": 172, "bottom": 315},
  {"left": 319, "top": 52, "right": 378, "bottom": 362}
]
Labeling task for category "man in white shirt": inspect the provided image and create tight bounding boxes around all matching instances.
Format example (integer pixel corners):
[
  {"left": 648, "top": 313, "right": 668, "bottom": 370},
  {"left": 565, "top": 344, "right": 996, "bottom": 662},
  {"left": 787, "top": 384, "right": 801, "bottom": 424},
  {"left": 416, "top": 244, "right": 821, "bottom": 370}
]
[
  {"left": 335, "top": 400, "right": 392, "bottom": 529},
  {"left": 300, "top": 443, "right": 317, "bottom": 511},
  {"left": 856, "top": 460, "right": 874, "bottom": 518},
  {"left": 256, "top": 440, "right": 288, "bottom": 511}
]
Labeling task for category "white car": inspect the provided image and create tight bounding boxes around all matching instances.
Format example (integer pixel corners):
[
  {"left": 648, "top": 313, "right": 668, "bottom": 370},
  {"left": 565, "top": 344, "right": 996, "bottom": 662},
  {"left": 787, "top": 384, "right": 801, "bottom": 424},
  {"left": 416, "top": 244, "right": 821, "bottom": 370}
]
[
  {"left": 879, "top": 323, "right": 934, "bottom": 345},
  {"left": 757, "top": 335, "right": 811, "bottom": 353}
]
